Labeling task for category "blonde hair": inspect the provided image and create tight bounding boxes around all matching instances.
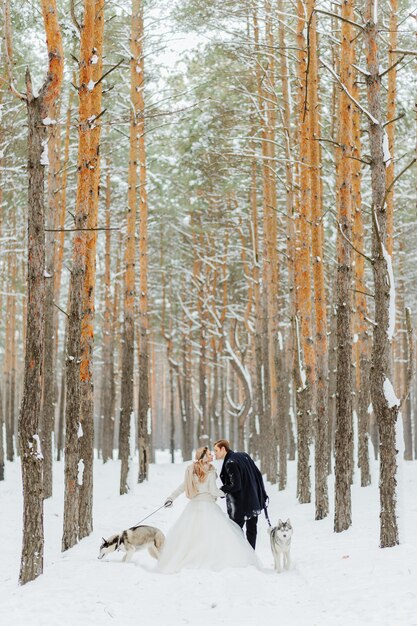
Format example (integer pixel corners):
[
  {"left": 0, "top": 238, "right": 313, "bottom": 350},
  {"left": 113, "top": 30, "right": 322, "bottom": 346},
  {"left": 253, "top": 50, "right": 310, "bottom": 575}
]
[{"left": 184, "top": 446, "right": 214, "bottom": 499}]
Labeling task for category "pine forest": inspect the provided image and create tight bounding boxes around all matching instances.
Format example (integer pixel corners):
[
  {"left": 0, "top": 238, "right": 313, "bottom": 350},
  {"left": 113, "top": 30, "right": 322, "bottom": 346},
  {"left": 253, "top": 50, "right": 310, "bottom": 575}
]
[{"left": 0, "top": 1, "right": 417, "bottom": 621}]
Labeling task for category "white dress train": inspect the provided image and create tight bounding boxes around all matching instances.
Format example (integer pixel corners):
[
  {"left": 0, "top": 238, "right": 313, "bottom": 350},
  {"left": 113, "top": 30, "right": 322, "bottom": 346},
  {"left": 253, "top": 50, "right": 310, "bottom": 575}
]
[{"left": 157, "top": 468, "right": 260, "bottom": 574}]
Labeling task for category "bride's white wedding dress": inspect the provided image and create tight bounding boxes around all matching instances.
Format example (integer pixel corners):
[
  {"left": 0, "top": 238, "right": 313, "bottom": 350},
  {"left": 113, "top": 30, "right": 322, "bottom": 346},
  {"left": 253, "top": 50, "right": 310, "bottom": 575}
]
[{"left": 157, "top": 468, "right": 260, "bottom": 574}]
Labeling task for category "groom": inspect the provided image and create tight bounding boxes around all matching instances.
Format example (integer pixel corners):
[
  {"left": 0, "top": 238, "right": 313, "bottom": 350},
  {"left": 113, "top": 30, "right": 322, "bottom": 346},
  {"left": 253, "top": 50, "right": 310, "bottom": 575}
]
[{"left": 214, "top": 439, "right": 268, "bottom": 549}]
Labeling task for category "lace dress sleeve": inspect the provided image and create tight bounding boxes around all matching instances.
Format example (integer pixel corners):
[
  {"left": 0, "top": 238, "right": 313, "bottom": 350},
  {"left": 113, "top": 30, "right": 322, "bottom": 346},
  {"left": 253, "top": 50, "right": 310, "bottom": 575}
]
[{"left": 208, "top": 468, "right": 224, "bottom": 498}]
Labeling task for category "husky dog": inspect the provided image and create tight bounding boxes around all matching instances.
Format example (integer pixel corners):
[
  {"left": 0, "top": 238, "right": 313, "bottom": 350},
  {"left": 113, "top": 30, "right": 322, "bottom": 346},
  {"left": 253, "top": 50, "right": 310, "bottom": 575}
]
[
  {"left": 269, "top": 518, "right": 293, "bottom": 573},
  {"left": 98, "top": 525, "right": 165, "bottom": 563}
]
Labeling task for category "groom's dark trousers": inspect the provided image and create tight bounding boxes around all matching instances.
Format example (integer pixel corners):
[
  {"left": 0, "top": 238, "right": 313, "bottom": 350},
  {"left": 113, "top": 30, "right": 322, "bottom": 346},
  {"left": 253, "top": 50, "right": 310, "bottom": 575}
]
[
  {"left": 220, "top": 449, "right": 268, "bottom": 550},
  {"left": 234, "top": 514, "right": 258, "bottom": 549}
]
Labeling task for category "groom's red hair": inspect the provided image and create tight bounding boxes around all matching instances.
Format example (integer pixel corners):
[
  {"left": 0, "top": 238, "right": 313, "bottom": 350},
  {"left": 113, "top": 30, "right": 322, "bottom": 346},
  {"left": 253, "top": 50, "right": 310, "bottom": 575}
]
[{"left": 214, "top": 439, "right": 230, "bottom": 452}]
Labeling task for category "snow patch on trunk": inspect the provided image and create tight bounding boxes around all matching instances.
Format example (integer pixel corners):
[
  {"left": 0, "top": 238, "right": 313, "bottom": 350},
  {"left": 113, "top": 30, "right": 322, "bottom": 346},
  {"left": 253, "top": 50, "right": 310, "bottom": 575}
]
[
  {"left": 382, "top": 131, "right": 392, "bottom": 166},
  {"left": 32, "top": 434, "right": 43, "bottom": 460},
  {"left": 40, "top": 140, "right": 49, "bottom": 166},
  {"left": 77, "top": 460, "right": 85, "bottom": 485},
  {"left": 382, "top": 244, "right": 395, "bottom": 341},
  {"left": 383, "top": 376, "right": 400, "bottom": 408},
  {"left": 295, "top": 316, "right": 307, "bottom": 390}
]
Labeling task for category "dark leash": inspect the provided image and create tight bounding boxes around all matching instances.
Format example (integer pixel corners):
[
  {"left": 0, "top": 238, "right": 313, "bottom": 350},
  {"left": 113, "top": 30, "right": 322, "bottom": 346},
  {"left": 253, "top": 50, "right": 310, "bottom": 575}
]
[
  {"left": 131, "top": 504, "right": 167, "bottom": 529},
  {"left": 264, "top": 506, "right": 272, "bottom": 528}
]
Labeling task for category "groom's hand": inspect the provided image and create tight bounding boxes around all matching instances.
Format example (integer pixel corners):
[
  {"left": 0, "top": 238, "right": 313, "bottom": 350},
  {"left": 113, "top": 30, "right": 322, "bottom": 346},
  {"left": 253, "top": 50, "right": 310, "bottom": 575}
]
[{"left": 164, "top": 499, "right": 173, "bottom": 508}]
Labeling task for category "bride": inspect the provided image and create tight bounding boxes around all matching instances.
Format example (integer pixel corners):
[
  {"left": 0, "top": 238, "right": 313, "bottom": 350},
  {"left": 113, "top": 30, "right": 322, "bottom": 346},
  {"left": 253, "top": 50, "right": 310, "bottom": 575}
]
[{"left": 156, "top": 446, "right": 260, "bottom": 574}]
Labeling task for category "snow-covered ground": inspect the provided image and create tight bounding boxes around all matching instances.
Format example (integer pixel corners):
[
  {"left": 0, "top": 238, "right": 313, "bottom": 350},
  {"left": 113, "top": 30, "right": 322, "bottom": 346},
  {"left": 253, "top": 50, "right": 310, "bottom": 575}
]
[{"left": 1, "top": 451, "right": 416, "bottom": 626}]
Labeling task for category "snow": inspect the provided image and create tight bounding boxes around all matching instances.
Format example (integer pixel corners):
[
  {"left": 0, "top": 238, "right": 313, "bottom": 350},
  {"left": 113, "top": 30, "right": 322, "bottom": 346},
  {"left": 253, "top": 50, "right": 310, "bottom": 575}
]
[
  {"left": 90, "top": 54, "right": 99, "bottom": 65},
  {"left": 78, "top": 459, "right": 85, "bottom": 485},
  {"left": 382, "top": 131, "right": 392, "bottom": 166},
  {"left": 77, "top": 422, "right": 83, "bottom": 438},
  {"left": 382, "top": 244, "right": 396, "bottom": 341},
  {"left": 295, "top": 316, "right": 307, "bottom": 390},
  {"left": 42, "top": 117, "right": 56, "bottom": 126},
  {"left": 32, "top": 434, "right": 43, "bottom": 460},
  {"left": 43, "top": 269, "right": 52, "bottom": 278},
  {"left": 373, "top": 0, "right": 378, "bottom": 24},
  {"left": 1, "top": 450, "right": 417, "bottom": 625},
  {"left": 40, "top": 140, "right": 49, "bottom": 166},
  {"left": 278, "top": 330, "right": 283, "bottom": 351},
  {"left": 383, "top": 376, "right": 400, "bottom": 408},
  {"left": 87, "top": 79, "right": 95, "bottom": 91}
]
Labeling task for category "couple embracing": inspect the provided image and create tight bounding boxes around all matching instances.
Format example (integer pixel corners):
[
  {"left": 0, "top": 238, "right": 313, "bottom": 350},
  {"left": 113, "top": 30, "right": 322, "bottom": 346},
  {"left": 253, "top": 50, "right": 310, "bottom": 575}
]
[{"left": 157, "top": 439, "right": 269, "bottom": 574}]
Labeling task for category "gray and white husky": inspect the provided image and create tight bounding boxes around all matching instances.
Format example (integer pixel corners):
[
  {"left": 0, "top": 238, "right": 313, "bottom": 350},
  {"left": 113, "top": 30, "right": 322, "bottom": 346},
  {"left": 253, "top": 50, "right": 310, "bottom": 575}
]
[
  {"left": 269, "top": 518, "right": 293, "bottom": 573},
  {"left": 98, "top": 525, "right": 165, "bottom": 563}
]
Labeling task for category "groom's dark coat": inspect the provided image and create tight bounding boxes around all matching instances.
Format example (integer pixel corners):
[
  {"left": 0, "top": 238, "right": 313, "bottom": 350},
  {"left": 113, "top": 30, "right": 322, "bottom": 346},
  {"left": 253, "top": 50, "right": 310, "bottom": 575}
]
[{"left": 219, "top": 450, "right": 269, "bottom": 523}]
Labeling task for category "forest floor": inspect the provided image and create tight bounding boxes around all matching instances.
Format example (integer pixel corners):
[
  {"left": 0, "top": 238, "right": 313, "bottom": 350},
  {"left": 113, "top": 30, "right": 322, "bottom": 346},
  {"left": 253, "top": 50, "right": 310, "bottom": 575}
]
[{"left": 1, "top": 449, "right": 417, "bottom": 626}]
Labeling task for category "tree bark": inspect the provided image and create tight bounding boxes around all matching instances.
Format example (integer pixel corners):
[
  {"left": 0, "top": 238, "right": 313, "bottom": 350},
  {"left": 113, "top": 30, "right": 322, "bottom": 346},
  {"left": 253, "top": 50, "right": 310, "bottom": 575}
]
[
  {"left": 120, "top": 0, "right": 140, "bottom": 493},
  {"left": 137, "top": 4, "right": 150, "bottom": 482},
  {"left": 78, "top": 0, "right": 105, "bottom": 540},
  {"left": 100, "top": 150, "right": 115, "bottom": 463},
  {"left": 63, "top": 0, "right": 94, "bottom": 551},
  {"left": 41, "top": 98, "right": 61, "bottom": 499},
  {"left": 365, "top": 0, "right": 399, "bottom": 548},
  {"left": 334, "top": 0, "right": 354, "bottom": 533},
  {"left": 307, "top": 0, "right": 329, "bottom": 519}
]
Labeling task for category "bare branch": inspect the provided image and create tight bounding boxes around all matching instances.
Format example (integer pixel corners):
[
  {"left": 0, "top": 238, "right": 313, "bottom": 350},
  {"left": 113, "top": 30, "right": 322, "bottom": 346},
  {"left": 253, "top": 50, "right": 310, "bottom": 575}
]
[
  {"left": 3, "top": 0, "right": 27, "bottom": 101},
  {"left": 337, "top": 222, "right": 374, "bottom": 264},
  {"left": 45, "top": 227, "right": 120, "bottom": 232},
  {"left": 70, "top": 0, "right": 81, "bottom": 32},
  {"left": 379, "top": 55, "right": 406, "bottom": 78},
  {"left": 54, "top": 302, "right": 69, "bottom": 317},
  {"left": 315, "top": 8, "right": 365, "bottom": 31},
  {"left": 383, "top": 157, "right": 417, "bottom": 205},
  {"left": 94, "top": 57, "right": 125, "bottom": 88},
  {"left": 320, "top": 58, "right": 380, "bottom": 125}
]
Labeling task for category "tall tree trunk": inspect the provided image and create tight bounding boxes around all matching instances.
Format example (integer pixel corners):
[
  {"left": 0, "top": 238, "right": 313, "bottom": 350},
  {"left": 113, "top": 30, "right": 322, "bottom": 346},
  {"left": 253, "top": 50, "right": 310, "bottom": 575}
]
[
  {"left": 120, "top": 0, "right": 140, "bottom": 494},
  {"left": 100, "top": 150, "right": 114, "bottom": 463},
  {"left": 307, "top": 0, "right": 329, "bottom": 519},
  {"left": 365, "top": 0, "right": 399, "bottom": 548},
  {"left": 351, "top": 51, "right": 371, "bottom": 488},
  {"left": 41, "top": 98, "right": 61, "bottom": 499},
  {"left": 334, "top": 0, "right": 354, "bottom": 533},
  {"left": 262, "top": 0, "right": 279, "bottom": 483},
  {"left": 56, "top": 299, "right": 68, "bottom": 463},
  {"left": 385, "top": 0, "right": 397, "bottom": 258},
  {"left": 137, "top": 4, "right": 150, "bottom": 482},
  {"left": 295, "top": 0, "right": 314, "bottom": 504},
  {"left": 19, "top": 91, "right": 46, "bottom": 586},
  {"left": 277, "top": 0, "right": 294, "bottom": 490},
  {"left": 63, "top": 0, "right": 95, "bottom": 551},
  {"left": 53, "top": 89, "right": 73, "bottom": 355},
  {"left": 78, "top": 0, "right": 105, "bottom": 540},
  {"left": 10, "top": 0, "right": 64, "bottom": 584}
]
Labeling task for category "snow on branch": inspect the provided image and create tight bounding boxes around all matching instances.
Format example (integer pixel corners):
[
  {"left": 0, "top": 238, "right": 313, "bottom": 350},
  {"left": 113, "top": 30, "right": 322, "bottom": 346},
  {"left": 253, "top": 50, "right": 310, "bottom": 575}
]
[{"left": 320, "top": 58, "right": 380, "bottom": 125}]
